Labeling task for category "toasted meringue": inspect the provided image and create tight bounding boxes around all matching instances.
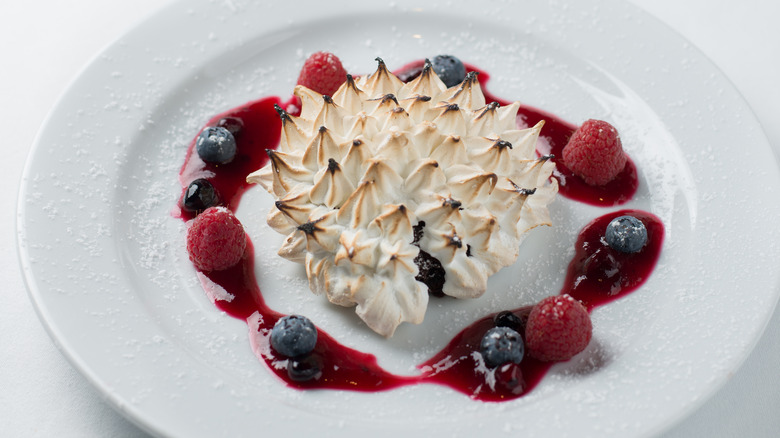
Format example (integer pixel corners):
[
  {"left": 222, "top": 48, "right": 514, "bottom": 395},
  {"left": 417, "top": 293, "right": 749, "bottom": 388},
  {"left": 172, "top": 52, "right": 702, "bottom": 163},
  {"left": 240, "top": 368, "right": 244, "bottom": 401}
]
[{"left": 247, "top": 58, "right": 557, "bottom": 337}]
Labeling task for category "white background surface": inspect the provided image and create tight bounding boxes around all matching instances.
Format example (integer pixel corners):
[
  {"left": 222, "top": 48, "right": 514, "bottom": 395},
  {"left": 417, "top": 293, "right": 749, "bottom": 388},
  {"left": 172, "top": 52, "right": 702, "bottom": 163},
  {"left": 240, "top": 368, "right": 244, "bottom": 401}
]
[{"left": 4, "top": 1, "right": 779, "bottom": 437}]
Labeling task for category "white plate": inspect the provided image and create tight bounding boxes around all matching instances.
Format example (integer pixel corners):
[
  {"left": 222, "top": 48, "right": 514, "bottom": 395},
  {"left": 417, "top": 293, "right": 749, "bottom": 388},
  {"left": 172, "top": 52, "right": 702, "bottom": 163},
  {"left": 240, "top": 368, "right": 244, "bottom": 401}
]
[{"left": 17, "top": 0, "right": 780, "bottom": 437}]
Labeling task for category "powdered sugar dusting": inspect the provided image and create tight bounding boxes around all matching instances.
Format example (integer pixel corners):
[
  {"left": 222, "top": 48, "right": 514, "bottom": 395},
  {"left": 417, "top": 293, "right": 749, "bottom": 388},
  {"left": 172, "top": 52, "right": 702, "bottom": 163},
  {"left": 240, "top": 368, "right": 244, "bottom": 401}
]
[
  {"left": 197, "top": 271, "right": 235, "bottom": 303},
  {"left": 17, "top": 0, "right": 780, "bottom": 437}
]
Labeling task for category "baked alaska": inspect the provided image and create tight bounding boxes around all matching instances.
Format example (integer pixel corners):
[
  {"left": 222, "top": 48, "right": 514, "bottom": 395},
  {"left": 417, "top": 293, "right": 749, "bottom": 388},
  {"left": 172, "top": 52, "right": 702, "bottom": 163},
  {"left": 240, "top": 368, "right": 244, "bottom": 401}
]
[{"left": 247, "top": 58, "right": 557, "bottom": 337}]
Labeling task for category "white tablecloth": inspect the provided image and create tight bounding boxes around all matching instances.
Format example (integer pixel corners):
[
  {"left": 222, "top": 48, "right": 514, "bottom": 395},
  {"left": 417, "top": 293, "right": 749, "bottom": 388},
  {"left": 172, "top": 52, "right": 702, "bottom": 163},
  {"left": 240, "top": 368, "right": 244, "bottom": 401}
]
[{"left": 4, "top": 1, "right": 779, "bottom": 436}]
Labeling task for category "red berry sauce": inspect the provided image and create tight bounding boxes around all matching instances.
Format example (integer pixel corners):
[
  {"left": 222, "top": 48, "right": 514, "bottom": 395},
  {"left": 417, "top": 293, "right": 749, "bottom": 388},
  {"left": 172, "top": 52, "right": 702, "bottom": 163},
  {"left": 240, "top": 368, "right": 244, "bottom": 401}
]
[
  {"left": 199, "top": 246, "right": 414, "bottom": 391},
  {"left": 522, "top": 106, "right": 639, "bottom": 207},
  {"left": 563, "top": 209, "right": 664, "bottom": 311},
  {"left": 176, "top": 97, "right": 286, "bottom": 221},
  {"left": 175, "top": 60, "right": 663, "bottom": 402}
]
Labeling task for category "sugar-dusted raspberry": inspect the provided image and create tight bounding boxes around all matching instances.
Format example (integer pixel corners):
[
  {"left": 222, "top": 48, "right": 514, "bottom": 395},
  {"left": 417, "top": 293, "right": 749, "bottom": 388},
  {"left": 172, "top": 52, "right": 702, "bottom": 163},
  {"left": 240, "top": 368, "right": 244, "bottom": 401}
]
[
  {"left": 186, "top": 206, "right": 247, "bottom": 271},
  {"left": 525, "top": 294, "right": 592, "bottom": 362},
  {"left": 562, "top": 119, "right": 626, "bottom": 186},
  {"left": 296, "top": 51, "right": 347, "bottom": 96}
]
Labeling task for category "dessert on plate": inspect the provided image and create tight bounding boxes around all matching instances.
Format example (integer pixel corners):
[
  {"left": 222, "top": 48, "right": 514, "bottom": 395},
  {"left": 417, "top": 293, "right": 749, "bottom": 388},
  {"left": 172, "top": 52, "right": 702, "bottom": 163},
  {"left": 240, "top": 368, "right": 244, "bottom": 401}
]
[
  {"left": 247, "top": 58, "right": 558, "bottom": 336},
  {"left": 179, "top": 52, "right": 662, "bottom": 399}
]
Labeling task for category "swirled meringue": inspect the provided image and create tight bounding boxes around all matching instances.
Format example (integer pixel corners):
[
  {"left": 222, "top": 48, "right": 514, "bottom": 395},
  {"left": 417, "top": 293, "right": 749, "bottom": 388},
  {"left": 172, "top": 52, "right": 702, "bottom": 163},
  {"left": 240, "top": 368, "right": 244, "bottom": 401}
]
[{"left": 247, "top": 58, "right": 557, "bottom": 337}]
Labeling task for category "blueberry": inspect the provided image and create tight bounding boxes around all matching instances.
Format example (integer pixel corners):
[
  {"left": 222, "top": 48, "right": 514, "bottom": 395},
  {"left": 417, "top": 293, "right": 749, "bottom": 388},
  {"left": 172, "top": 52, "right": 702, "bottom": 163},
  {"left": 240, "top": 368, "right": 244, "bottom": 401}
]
[
  {"left": 182, "top": 178, "right": 219, "bottom": 213},
  {"left": 270, "top": 315, "right": 318, "bottom": 358},
  {"left": 605, "top": 215, "right": 647, "bottom": 253},
  {"left": 493, "top": 310, "right": 524, "bottom": 333},
  {"left": 480, "top": 326, "right": 524, "bottom": 368},
  {"left": 396, "top": 64, "right": 423, "bottom": 83},
  {"left": 431, "top": 55, "right": 466, "bottom": 88},
  {"left": 196, "top": 126, "right": 237, "bottom": 164},
  {"left": 414, "top": 249, "right": 446, "bottom": 297},
  {"left": 287, "top": 354, "right": 323, "bottom": 382}
]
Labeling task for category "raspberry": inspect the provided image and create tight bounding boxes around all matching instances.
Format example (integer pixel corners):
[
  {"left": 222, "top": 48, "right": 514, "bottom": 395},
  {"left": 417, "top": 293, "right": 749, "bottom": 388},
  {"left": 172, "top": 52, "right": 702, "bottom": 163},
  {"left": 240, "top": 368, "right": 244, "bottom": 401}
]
[
  {"left": 525, "top": 294, "right": 592, "bottom": 362},
  {"left": 562, "top": 119, "right": 626, "bottom": 186},
  {"left": 296, "top": 51, "right": 347, "bottom": 96},
  {"left": 186, "top": 206, "right": 247, "bottom": 271}
]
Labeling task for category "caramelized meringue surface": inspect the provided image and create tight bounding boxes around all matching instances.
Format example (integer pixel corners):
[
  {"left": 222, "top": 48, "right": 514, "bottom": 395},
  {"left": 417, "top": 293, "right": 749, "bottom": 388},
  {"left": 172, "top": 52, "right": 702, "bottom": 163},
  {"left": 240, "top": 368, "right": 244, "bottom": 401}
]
[{"left": 248, "top": 59, "right": 557, "bottom": 336}]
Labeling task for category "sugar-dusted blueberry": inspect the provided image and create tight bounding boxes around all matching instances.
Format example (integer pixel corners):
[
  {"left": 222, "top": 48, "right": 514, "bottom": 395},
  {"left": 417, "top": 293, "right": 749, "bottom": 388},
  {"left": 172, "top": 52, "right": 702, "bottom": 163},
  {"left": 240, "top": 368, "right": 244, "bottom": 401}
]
[
  {"left": 432, "top": 55, "right": 466, "bottom": 88},
  {"left": 270, "top": 315, "right": 318, "bottom": 358},
  {"left": 182, "top": 178, "right": 220, "bottom": 213},
  {"left": 605, "top": 215, "right": 647, "bottom": 253},
  {"left": 480, "top": 326, "right": 524, "bottom": 369},
  {"left": 196, "top": 126, "right": 237, "bottom": 164},
  {"left": 287, "top": 354, "right": 323, "bottom": 382}
]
